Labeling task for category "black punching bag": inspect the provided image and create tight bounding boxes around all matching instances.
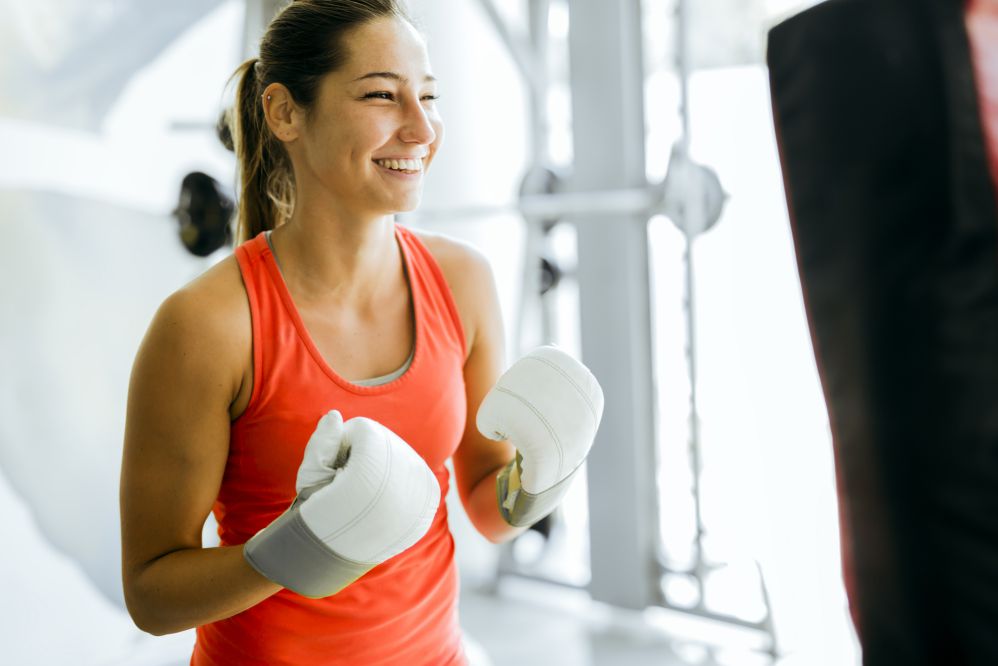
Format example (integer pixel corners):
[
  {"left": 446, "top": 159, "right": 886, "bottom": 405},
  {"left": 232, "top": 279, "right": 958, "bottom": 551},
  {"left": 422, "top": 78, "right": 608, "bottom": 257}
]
[{"left": 768, "top": 0, "right": 998, "bottom": 663}]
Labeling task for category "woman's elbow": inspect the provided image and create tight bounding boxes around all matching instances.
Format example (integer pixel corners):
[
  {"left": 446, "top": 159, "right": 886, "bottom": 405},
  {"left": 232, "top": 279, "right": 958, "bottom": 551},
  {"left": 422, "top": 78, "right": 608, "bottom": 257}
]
[
  {"left": 124, "top": 599, "right": 186, "bottom": 636},
  {"left": 122, "top": 572, "right": 181, "bottom": 637},
  {"left": 123, "top": 589, "right": 160, "bottom": 635}
]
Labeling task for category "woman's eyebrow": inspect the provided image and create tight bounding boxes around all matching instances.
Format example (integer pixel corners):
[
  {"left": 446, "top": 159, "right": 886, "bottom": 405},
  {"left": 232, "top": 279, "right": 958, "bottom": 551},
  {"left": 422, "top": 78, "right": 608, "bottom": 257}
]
[{"left": 350, "top": 71, "right": 437, "bottom": 84}]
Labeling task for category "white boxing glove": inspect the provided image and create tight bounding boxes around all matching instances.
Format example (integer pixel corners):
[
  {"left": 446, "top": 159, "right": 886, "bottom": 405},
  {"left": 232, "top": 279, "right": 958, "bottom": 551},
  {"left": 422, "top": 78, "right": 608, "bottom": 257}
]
[
  {"left": 244, "top": 410, "right": 441, "bottom": 598},
  {"left": 476, "top": 345, "right": 604, "bottom": 527}
]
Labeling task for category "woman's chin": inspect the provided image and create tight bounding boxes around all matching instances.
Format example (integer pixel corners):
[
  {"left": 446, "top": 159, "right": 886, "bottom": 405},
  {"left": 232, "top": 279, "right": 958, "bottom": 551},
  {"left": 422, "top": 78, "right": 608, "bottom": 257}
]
[{"left": 390, "top": 195, "right": 423, "bottom": 214}]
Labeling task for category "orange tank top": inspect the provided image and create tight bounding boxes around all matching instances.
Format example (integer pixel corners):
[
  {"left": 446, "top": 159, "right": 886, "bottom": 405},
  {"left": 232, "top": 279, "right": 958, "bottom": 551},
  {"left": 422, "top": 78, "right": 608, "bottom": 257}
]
[{"left": 191, "top": 223, "right": 469, "bottom": 666}]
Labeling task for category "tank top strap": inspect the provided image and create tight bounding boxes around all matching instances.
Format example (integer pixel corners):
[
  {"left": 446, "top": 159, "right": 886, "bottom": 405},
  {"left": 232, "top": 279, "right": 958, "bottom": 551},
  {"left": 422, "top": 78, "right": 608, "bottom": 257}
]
[
  {"left": 233, "top": 232, "right": 287, "bottom": 415},
  {"left": 394, "top": 223, "right": 468, "bottom": 363}
]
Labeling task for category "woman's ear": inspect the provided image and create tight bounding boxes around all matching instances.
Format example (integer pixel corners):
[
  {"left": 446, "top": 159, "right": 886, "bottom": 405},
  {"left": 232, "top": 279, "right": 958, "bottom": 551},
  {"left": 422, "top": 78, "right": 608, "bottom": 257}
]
[{"left": 261, "top": 83, "right": 301, "bottom": 143}]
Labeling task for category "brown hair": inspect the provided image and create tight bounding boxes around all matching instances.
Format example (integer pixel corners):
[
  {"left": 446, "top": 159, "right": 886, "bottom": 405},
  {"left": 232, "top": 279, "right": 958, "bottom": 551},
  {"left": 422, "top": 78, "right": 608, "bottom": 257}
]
[{"left": 226, "top": 0, "right": 415, "bottom": 244}]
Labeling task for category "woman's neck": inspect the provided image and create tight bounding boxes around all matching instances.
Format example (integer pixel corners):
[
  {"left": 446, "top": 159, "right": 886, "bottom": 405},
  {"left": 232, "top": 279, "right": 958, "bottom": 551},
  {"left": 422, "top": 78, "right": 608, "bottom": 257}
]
[{"left": 269, "top": 210, "right": 400, "bottom": 307}]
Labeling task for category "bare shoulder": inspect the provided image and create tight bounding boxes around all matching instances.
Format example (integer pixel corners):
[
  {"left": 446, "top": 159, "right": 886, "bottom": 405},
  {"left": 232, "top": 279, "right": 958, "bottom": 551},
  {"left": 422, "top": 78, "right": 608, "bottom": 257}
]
[
  {"left": 410, "top": 226, "right": 490, "bottom": 271},
  {"left": 146, "top": 253, "right": 252, "bottom": 410},
  {"left": 168, "top": 254, "right": 249, "bottom": 341},
  {"left": 181, "top": 253, "right": 250, "bottom": 314},
  {"left": 410, "top": 227, "right": 499, "bottom": 359}
]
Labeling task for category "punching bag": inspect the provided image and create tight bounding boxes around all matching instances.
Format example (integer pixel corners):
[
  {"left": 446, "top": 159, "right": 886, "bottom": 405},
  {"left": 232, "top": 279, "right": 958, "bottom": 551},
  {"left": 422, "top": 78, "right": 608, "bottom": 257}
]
[{"left": 768, "top": 0, "right": 998, "bottom": 663}]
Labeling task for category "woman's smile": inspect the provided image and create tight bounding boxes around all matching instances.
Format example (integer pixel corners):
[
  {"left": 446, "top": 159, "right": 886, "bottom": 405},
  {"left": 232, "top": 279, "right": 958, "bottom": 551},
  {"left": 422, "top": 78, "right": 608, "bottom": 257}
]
[{"left": 373, "top": 158, "right": 424, "bottom": 179}]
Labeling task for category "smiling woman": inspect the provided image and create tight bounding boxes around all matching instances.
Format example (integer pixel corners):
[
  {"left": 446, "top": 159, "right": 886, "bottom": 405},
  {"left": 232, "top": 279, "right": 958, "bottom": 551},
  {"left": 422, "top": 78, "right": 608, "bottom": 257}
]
[
  {"left": 256, "top": 22, "right": 442, "bottom": 235},
  {"left": 228, "top": 1, "right": 443, "bottom": 242},
  {"left": 118, "top": 1, "right": 538, "bottom": 665}
]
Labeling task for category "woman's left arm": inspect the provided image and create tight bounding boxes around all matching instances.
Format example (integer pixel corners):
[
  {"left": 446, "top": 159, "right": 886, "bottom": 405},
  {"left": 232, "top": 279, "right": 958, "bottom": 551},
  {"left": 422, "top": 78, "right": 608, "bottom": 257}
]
[{"left": 446, "top": 242, "right": 529, "bottom": 544}]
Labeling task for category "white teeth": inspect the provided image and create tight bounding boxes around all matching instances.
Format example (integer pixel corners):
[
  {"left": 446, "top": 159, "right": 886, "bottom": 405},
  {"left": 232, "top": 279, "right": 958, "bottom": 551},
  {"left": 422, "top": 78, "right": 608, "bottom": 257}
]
[{"left": 376, "top": 158, "right": 423, "bottom": 172}]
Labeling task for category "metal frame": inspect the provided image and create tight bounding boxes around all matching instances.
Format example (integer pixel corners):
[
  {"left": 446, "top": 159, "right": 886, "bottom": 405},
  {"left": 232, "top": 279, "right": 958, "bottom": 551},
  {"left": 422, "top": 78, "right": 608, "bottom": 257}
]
[
  {"left": 654, "top": 0, "right": 777, "bottom": 652},
  {"left": 469, "top": 0, "right": 778, "bottom": 657}
]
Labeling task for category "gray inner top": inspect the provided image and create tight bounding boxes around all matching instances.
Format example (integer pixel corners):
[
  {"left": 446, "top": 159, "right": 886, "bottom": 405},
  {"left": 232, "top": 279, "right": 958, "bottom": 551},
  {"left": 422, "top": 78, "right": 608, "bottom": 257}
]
[{"left": 264, "top": 230, "right": 415, "bottom": 387}]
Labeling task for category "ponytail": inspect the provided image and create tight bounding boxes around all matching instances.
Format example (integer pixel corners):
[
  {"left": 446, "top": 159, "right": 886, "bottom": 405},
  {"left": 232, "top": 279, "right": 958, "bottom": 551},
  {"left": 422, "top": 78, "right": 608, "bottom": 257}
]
[{"left": 228, "top": 58, "right": 295, "bottom": 245}]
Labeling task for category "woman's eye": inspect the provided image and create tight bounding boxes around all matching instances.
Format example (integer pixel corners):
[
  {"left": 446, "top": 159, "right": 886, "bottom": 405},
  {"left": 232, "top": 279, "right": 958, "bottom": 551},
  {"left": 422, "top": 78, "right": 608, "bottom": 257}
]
[{"left": 363, "top": 92, "right": 440, "bottom": 102}]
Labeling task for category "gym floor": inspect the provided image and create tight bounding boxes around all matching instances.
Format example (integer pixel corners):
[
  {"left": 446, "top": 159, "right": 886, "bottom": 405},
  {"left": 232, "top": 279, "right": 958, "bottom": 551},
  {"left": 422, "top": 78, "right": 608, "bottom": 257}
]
[{"left": 458, "top": 580, "right": 774, "bottom": 666}]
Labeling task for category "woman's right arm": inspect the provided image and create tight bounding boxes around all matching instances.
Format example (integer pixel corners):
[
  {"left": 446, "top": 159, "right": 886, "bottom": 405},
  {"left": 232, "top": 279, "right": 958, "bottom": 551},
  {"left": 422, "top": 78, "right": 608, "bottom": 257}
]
[{"left": 120, "top": 282, "right": 281, "bottom": 636}]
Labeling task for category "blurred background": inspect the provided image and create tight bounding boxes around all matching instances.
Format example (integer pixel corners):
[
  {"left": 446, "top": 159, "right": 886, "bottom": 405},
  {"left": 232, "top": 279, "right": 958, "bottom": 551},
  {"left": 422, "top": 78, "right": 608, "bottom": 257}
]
[{"left": 0, "top": 0, "right": 859, "bottom": 664}]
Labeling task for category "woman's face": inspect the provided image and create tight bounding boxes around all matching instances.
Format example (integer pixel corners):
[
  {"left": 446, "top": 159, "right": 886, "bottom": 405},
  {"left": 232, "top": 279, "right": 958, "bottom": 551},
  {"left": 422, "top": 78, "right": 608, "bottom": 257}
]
[{"left": 292, "top": 16, "right": 443, "bottom": 217}]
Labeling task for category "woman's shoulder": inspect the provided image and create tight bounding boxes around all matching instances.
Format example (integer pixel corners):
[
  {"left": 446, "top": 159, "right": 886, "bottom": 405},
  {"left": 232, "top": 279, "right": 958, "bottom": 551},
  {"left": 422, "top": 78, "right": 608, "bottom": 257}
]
[
  {"left": 133, "top": 252, "right": 251, "bottom": 416},
  {"left": 152, "top": 253, "right": 251, "bottom": 366},
  {"left": 171, "top": 253, "right": 250, "bottom": 324},
  {"left": 408, "top": 227, "right": 499, "bottom": 358},
  {"left": 408, "top": 227, "right": 491, "bottom": 277}
]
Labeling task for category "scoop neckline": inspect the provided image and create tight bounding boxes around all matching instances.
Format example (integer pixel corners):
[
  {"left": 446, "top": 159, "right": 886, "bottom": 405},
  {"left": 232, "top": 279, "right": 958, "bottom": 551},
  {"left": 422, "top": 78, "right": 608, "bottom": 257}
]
[{"left": 260, "top": 224, "right": 421, "bottom": 395}]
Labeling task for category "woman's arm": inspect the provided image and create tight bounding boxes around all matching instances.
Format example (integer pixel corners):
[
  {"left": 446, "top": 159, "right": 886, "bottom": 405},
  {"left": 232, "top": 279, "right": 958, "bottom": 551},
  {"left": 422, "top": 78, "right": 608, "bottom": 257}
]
[
  {"left": 448, "top": 245, "right": 529, "bottom": 544},
  {"left": 120, "top": 279, "right": 280, "bottom": 636}
]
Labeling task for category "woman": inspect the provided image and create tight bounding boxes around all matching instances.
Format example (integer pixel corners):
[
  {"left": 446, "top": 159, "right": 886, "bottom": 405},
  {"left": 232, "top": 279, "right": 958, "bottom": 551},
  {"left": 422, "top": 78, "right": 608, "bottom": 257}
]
[{"left": 120, "top": 1, "right": 601, "bottom": 664}]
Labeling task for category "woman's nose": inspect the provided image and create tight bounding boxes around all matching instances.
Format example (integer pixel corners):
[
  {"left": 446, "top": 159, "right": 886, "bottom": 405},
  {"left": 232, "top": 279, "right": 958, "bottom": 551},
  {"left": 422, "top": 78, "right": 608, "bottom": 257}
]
[{"left": 399, "top": 101, "right": 437, "bottom": 145}]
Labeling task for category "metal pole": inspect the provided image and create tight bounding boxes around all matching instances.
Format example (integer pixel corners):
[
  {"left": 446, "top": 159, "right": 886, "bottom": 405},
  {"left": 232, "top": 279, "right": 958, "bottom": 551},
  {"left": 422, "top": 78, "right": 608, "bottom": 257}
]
[{"left": 567, "top": 0, "right": 662, "bottom": 611}]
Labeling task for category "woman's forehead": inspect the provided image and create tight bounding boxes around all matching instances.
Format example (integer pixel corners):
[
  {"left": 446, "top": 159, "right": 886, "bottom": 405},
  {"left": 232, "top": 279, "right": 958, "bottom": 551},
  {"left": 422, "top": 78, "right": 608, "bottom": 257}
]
[{"left": 340, "top": 18, "right": 433, "bottom": 79}]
